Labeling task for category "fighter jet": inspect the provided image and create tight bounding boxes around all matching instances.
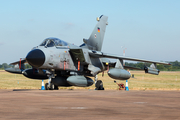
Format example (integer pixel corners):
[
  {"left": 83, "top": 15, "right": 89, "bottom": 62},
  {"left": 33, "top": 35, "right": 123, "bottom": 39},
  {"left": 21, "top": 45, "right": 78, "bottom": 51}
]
[{"left": 5, "top": 15, "right": 170, "bottom": 90}]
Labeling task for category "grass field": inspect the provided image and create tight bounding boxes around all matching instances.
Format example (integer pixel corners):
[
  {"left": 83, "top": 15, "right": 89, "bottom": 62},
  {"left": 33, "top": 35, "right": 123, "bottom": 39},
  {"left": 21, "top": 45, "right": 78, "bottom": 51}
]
[{"left": 0, "top": 70, "right": 180, "bottom": 90}]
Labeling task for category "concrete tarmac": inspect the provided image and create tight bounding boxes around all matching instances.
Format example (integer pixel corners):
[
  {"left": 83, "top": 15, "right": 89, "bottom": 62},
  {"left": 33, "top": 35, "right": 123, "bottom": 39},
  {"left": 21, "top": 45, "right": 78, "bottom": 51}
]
[{"left": 0, "top": 89, "right": 179, "bottom": 120}]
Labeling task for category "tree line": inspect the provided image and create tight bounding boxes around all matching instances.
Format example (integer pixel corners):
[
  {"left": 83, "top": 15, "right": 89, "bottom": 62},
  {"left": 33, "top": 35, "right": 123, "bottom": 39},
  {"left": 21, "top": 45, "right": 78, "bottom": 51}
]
[{"left": 0, "top": 61, "right": 180, "bottom": 71}]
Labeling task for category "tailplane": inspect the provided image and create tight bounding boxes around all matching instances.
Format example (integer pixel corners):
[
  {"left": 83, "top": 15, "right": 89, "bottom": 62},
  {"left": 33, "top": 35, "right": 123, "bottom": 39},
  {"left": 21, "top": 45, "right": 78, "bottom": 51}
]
[{"left": 81, "top": 15, "right": 108, "bottom": 51}]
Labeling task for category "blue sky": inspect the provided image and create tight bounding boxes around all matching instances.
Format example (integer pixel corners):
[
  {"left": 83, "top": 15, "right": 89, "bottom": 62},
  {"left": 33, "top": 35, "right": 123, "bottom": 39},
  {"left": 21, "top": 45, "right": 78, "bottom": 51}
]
[{"left": 0, "top": 0, "right": 180, "bottom": 64}]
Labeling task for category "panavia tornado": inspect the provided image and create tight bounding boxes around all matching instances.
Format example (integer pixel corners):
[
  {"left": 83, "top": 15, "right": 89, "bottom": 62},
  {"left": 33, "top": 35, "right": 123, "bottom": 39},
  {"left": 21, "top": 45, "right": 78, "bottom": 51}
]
[{"left": 5, "top": 15, "right": 170, "bottom": 90}]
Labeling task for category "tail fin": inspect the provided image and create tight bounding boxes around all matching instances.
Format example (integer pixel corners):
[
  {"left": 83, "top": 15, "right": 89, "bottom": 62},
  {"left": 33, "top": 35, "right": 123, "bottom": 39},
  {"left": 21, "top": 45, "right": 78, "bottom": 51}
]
[{"left": 82, "top": 15, "right": 108, "bottom": 51}]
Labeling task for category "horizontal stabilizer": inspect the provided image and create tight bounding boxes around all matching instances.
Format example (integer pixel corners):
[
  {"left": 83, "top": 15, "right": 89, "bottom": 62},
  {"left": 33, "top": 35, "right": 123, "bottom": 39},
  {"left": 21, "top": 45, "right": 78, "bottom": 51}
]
[
  {"left": 6, "top": 59, "right": 27, "bottom": 74},
  {"left": 10, "top": 59, "right": 27, "bottom": 65},
  {"left": 5, "top": 68, "right": 22, "bottom": 74}
]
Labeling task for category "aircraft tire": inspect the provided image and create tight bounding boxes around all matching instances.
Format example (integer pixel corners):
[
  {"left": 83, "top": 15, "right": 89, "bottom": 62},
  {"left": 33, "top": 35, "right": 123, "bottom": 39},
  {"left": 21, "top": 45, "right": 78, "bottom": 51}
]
[
  {"left": 45, "top": 83, "right": 49, "bottom": 90},
  {"left": 49, "top": 83, "right": 54, "bottom": 90},
  {"left": 95, "top": 80, "right": 104, "bottom": 90}
]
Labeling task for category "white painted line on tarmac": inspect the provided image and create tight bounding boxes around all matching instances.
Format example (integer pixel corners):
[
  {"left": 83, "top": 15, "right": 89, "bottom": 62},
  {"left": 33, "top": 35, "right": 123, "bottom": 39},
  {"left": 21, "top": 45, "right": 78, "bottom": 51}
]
[
  {"left": 133, "top": 102, "right": 147, "bottom": 104},
  {"left": 54, "top": 107, "right": 87, "bottom": 109}
]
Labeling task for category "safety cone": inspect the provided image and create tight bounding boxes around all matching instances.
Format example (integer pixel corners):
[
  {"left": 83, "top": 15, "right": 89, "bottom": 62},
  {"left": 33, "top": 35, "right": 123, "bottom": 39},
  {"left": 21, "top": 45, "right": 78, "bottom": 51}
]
[
  {"left": 125, "top": 80, "right": 129, "bottom": 91},
  {"left": 41, "top": 80, "right": 45, "bottom": 90}
]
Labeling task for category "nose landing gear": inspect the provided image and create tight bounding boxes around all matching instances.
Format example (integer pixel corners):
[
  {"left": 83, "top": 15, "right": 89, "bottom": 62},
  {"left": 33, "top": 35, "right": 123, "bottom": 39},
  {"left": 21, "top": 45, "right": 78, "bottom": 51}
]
[{"left": 45, "top": 70, "right": 58, "bottom": 90}]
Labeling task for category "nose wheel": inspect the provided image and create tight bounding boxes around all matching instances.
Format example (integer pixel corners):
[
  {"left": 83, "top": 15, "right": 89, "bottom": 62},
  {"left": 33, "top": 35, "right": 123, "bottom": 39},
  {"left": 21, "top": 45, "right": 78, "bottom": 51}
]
[
  {"left": 45, "top": 83, "right": 49, "bottom": 90},
  {"left": 45, "top": 82, "right": 59, "bottom": 90}
]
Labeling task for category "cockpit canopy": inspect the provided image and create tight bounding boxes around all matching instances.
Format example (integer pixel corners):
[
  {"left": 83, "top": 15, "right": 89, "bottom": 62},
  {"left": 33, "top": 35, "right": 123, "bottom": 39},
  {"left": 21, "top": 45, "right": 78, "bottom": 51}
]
[{"left": 39, "top": 37, "right": 68, "bottom": 47}]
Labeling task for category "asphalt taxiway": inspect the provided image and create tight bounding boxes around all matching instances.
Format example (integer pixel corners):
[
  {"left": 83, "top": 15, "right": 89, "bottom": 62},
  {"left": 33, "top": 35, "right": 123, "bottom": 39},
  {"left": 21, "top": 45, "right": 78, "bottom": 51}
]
[{"left": 0, "top": 89, "right": 179, "bottom": 119}]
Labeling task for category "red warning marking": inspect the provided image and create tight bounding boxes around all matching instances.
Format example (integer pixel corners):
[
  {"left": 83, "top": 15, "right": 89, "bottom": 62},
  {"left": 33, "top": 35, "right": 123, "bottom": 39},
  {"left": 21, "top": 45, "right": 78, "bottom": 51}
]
[{"left": 78, "top": 61, "right": 80, "bottom": 71}]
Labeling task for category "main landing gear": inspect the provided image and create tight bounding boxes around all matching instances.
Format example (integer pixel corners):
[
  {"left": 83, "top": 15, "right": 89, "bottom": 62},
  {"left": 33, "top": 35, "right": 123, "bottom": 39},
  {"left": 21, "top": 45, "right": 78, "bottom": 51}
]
[{"left": 94, "top": 75, "right": 104, "bottom": 90}]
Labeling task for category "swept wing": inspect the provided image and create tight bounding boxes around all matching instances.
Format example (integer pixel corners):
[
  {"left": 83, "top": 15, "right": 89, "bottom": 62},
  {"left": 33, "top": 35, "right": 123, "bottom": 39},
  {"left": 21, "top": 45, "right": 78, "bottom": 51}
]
[{"left": 88, "top": 50, "right": 170, "bottom": 65}]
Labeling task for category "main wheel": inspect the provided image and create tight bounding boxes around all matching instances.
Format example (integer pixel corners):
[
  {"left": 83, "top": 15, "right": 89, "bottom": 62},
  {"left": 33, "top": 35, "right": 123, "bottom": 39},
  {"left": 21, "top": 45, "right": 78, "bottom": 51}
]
[
  {"left": 95, "top": 80, "right": 104, "bottom": 90},
  {"left": 49, "top": 83, "right": 54, "bottom": 90}
]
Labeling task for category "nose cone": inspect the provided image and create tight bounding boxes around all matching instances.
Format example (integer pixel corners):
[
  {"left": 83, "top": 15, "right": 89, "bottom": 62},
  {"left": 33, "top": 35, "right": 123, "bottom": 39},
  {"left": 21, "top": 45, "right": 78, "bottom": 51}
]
[{"left": 26, "top": 49, "right": 45, "bottom": 68}]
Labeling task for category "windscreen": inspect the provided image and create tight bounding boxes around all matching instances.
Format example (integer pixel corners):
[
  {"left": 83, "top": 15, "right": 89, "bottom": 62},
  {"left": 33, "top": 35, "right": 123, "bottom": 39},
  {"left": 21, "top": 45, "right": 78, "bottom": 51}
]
[{"left": 39, "top": 38, "right": 68, "bottom": 47}]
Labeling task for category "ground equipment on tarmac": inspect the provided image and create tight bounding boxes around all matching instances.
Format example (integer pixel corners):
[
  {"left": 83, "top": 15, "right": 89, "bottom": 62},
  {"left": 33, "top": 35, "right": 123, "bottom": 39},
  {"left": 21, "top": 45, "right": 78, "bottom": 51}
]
[{"left": 114, "top": 80, "right": 125, "bottom": 90}]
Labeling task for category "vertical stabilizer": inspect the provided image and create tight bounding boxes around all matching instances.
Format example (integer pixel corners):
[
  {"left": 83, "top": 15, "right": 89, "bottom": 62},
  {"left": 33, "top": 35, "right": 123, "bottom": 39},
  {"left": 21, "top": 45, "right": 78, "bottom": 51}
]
[{"left": 83, "top": 15, "right": 108, "bottom": 51}]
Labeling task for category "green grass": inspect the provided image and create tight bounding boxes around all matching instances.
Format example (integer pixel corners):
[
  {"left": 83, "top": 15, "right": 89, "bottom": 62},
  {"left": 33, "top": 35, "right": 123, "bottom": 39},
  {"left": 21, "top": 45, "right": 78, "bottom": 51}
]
[{"left": 0, "top": 70, "right": 180, "bottom": 90}]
